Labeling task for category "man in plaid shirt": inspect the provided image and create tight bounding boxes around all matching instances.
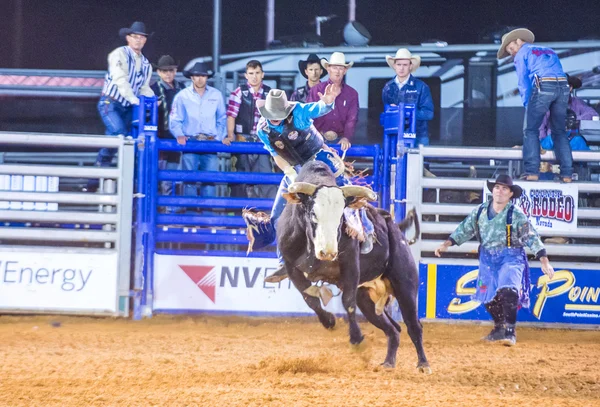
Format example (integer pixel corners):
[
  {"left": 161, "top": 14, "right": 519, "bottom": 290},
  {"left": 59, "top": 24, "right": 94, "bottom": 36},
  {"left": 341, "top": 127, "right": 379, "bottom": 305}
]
[{"left": 225, "top": 60, "right": 277, "bottom": 198}]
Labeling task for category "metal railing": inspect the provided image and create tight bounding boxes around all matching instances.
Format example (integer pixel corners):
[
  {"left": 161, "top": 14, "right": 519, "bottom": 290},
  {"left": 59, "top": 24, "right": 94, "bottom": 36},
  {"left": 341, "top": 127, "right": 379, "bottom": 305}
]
[
  {"left": 0, "top": 131, "right": 135, "bottom": 316},
  {"left": 405, "top": 146, "right": 600, "bottom": 265}
]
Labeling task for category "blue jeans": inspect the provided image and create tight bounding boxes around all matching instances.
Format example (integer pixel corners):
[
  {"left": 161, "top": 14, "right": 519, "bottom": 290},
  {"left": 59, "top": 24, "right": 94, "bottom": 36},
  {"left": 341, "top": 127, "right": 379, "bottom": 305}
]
[
  {"left": 523, "top": 81, "right": 572, "bottom": 177},
  {"left": 181, "top": 151, "right": 219, "bottom": 197},
  {"left": 96, "top": 96, "right": 132, "bottom": 165},
  {"left": 475, "top": 247, "right": 530, "bottom": 309}
]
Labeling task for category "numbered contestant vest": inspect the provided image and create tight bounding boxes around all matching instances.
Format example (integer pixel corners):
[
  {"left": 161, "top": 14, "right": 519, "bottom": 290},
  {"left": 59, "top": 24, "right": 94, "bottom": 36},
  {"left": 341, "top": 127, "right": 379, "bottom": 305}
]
[{"left": 264, "top": 117, "right": 324, "bottom": 166}]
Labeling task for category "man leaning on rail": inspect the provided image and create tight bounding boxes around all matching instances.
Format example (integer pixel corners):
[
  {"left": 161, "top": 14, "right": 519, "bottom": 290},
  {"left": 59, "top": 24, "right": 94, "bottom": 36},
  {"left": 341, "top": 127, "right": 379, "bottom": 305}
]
[
  {"left": 88, "top": 21, "right": 155, "bottom": 192},
  {"left": 242, "top": 86, "right": 375, "bottom": 283}
]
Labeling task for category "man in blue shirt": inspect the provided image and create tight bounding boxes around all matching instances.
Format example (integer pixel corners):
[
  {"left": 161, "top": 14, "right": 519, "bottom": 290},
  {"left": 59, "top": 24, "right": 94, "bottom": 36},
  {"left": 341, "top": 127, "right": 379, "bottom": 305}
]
[
  {"left": 169, "top": 62, "right": 227, "bottom": 199},
  {"left": 498, "top": 28, "right": 573, "bottom": 183},
  {"left": 382, "top": 48, "right": 434, "bottom": 146},
  {"left": 244, "top": 86, "right": 375, "bottom": 282}
]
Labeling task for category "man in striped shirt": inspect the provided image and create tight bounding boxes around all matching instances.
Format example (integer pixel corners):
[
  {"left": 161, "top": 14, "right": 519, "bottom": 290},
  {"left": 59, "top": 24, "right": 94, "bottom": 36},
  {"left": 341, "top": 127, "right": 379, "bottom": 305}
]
[
  {"left": 90, "top": 22, "right": 154, "bottom": 191},
  {"left": 225, "top": 60, "right": 277, "bottom": 198}
]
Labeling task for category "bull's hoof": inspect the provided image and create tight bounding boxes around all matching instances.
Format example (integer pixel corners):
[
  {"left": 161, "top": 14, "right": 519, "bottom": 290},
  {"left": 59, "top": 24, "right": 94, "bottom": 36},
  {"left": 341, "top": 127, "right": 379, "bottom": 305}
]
[
  {"left": 417, "top": 363, "right": 432, "bottom": 375},
  {"left": 350, "top": 334, "right": 365, "bottom": 347},
  {"left": 318, "top": 312, "right": 336, "bottom": 330},
  {"left": 380, "top": 361, "right": 396, "bottom": 369}
]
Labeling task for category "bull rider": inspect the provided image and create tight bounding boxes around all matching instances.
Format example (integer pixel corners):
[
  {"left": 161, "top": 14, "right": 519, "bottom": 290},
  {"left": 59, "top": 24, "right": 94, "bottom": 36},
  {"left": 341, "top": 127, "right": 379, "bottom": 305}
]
[{"left": 243, "top": 86, "right": 375, "bottom": 283}]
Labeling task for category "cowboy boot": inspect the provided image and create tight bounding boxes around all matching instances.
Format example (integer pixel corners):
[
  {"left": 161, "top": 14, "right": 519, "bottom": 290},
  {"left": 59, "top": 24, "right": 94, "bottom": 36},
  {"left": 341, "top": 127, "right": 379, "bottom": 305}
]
[
  {"left": 482, "top": 300, "right": 505, "bottom": 342},
  {"left": 500, "top": 324, "right": 517, "bottom": 346},
  {"left": 264, "top": 263, "right": 288, "bottom": 283}
]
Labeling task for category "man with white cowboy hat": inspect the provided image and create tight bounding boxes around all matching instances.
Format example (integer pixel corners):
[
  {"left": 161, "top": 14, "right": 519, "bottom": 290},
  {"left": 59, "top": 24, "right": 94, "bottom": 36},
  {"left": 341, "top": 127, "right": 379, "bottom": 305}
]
[
  {"left": 290, "top": 53, "right": 327, "bottom": 103},
  {"left": 498, "top": 28, "right": 573, "bottom": 183},
  {"left": 87, "top": 21, "right": 155, "bottom": 192},
  {"left": 243, "top": 84, "right": 376, "bottom": 283},
  {"left": 382, "top": 48, "right": 434, "bottom": 146},
  {"left": 436, "top": 174, "right": 555, "bottom": 346},
  {"left": 307, "top": 52, "right": 358, "bottom": 151}
]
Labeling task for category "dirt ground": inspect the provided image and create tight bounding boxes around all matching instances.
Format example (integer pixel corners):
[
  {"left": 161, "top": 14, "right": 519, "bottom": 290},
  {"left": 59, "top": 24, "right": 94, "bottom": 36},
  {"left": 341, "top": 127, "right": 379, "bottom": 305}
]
[{"left": 0, "top": 315, "right": 599, "bottom": 407}]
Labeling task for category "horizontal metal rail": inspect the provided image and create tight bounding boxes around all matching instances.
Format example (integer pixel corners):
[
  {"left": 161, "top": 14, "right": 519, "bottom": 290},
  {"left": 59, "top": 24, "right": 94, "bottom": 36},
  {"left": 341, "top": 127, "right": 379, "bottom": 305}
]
[
  {"left": 159, "top": 170, "right": 282, "bottom": 184},
  {"left": 419, "top": 146, "right": 600, "bottom": 162},
  {"left": 156, "top": 231, "right": 263, "bottom": 245},
  {"left": 0, "top": 164, "right": 120, "bottom": 178},
  {"left": 156, "top": 214, "right": 246, "bottom": 227},
  {"left": 420, "top": 221, "right": 600, "bottom": 238},
  {"left": 420, "top": 177, "right": 600, "bottom": 193},
  {"left": 419, "top": 204, "right": 600, "bottom": 220},
  {"left": 0, "top": 210, "right": 118, "bottom": 223},
  {"left": 0, "top": 132, "right": 132, "bottom": 147},
  {"left": 420, "top": 241, "right": 600, "bottom": 257},
  {"left": 157, "top": 196, "right": 273, "bottom": 210},
  {"left": 0, "top": 191, "right": 119, "bottom": 205},
  {"left": 0, "top": 227, "right": 117, "bottom": 242}
]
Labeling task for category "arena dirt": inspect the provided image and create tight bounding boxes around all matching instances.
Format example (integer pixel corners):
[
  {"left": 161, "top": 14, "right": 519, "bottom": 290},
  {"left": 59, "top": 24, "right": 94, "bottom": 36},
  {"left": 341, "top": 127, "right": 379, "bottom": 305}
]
[{"left": 0, "top": 315, "right": 599, "bottom": 407}]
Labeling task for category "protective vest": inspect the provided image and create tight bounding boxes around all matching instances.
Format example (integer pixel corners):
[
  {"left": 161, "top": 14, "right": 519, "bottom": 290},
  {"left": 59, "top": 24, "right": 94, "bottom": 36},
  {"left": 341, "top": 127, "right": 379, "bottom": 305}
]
[
  {"left": 236, "top": 83, "right": 271, "bottom": 135},
  {"left": 264, "top": 117, "right": 324, "bottom": 166},
  {"left": 475, "top": 203, "right": 515, "bottom": 247}
]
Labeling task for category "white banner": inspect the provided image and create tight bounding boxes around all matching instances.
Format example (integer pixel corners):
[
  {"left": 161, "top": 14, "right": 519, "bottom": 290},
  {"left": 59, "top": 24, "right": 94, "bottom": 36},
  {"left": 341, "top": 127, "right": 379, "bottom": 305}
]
[
  {"left": 153, "top": 255, "right": 346, "bottom": 315},
  {"left": 0, "top": 251, "right": 118, "bottom": 313},
  {"left": 483, "top": 181, "right": 579, "bottom": 232}
]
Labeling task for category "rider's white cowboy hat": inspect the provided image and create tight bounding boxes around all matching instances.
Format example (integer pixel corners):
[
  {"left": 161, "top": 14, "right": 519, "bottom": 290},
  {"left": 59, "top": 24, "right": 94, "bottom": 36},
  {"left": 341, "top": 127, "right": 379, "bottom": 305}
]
[
  {"left": 385, "top": 48, "right": 421, "bottom": 72},
  {"left": 497, "top": 28, "right": 535, "bottom": 59},
  {"left": 256, "top": 89, "right": 297, "bottom": 120},
  {"left": 321, "top": 52, "right": 354, "bottom": 70}
]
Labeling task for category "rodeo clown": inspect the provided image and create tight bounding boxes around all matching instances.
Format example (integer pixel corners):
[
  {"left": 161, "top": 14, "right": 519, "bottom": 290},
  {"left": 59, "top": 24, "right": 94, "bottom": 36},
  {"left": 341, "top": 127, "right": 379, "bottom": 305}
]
[
  {"left": 243, "top": 86, "right": 375, "bottom": 283},
  {"left": 435, "top": 175, "right": 555, "bottom": 346}
]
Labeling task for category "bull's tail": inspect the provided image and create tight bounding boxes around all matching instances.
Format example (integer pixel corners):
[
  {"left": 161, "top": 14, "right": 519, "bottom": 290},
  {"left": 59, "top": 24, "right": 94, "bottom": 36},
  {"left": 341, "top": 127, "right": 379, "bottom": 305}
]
[{"left": 397, "top": 207, "right": 420, "bottom": 245}]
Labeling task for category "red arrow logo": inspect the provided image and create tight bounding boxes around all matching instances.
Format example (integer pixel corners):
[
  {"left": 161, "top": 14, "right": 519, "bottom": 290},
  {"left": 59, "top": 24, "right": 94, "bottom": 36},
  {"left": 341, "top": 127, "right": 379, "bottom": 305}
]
[{"left": 179, "top": 265, "right": 216, "bottom": 303}]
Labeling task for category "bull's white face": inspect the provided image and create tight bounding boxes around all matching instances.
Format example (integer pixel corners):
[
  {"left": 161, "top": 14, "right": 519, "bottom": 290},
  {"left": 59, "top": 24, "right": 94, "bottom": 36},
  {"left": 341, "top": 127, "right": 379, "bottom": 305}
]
[{"left": 311, "top": 187, "right": 346, "bottom": 261}]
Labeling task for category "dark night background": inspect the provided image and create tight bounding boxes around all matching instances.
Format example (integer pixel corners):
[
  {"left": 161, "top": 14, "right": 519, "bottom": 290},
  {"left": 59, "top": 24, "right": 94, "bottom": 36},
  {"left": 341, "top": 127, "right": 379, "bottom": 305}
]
[{"left": 0, "top": 0, "right": 597, "bottom": 70}]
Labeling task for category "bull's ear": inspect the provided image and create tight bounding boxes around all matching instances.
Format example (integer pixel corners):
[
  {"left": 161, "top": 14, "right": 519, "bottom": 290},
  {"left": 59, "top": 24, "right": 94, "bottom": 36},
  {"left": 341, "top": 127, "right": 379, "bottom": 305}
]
[
  {"left": 347, "top": 197, "right": 369, "bottom": 209},
  {"left": 282, "top": 192, "right": 301, "bottom": 204}
]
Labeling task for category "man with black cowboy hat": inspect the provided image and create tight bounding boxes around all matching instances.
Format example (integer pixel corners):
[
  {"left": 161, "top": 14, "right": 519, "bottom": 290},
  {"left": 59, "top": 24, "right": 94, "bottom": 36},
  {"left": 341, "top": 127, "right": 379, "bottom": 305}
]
[
  {"left": 169, "top": 62, "right": 227, "bottom": 202},
  {"left": 382, "top": 48, "right": 434, "bottom": 146},
  {"left": 498, "top": 28, "right": 573, "bottom": 183},
  {"left": 243, "top": 85, "right": 376, "bottom": 283},
  {"left": 290, "top": 53, "right": 327, "bottom": 103},
  {"left": 151, "top": 55, "right": 186, "bottom": 208},
  {"left": 435, "top": 174, "right": 555, "bottom": 346},
  {"left": 88, "top": 21, "right": 155, "bottom": 192}
]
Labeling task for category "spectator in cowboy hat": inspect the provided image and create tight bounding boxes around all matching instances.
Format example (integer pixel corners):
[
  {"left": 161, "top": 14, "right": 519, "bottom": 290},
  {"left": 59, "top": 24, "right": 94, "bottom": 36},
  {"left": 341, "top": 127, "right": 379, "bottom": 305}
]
[
  {"left": 151, "top": 55, "right": 186, "bottom": 211},
  {"left": 169, "top": 62, "right": 227, "bottom": 204},
  {"left": 498, "top": 28, "right": 573, "bottom": 183},
  {"left": 86, "top": 21, "right": 154, "bottom": 192},
  {"left": 307, "top": 52, "right": 358, "bottom": 151},
  {"left": 382, "top": 48, "right": 434, "bottom": 146},
  {"left": 290, "top": 53, "right": 327, "bottom": 103},
  {"left": 436, "top": 174, "right": 555, "bottom": 346}
]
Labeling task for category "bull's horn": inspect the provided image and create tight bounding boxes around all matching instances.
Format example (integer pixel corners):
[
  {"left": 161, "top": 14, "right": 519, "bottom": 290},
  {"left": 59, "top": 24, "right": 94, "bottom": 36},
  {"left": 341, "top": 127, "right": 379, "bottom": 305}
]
[
  {"left": 288, "top": 182, "right": 318, "bottom": 196},
  {"left": 340, "top": 185, "right": 377, "bottom": 201}
]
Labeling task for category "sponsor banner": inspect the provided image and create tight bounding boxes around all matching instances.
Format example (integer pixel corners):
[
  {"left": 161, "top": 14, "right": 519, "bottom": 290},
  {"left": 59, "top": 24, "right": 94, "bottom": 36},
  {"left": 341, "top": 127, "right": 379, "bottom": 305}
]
[
  {"left": 419, "top": 263, "right": 600, "bottom": 324},
  {"left": 153, "top": 255, "right": 346, "bottom": 315},
  {"left": 0, "top": 251, "right": 118, "bottom": 313},
  {"left": 483, "top": 181, "right": 578, "bottom": 232}
]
